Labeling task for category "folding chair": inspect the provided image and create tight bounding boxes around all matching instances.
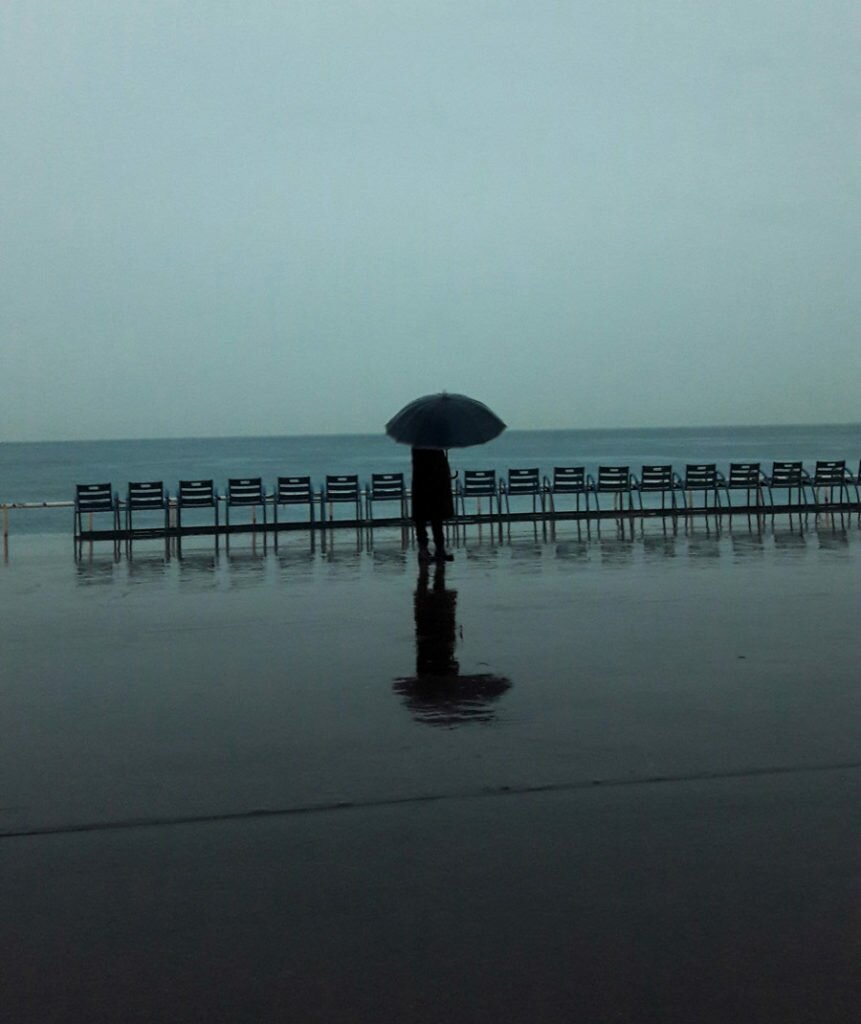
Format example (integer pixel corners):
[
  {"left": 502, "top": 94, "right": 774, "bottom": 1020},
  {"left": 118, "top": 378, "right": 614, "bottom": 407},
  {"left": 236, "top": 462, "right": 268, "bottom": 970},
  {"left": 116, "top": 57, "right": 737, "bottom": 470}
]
[
  {"left": 273, "top": 476, "right": 316, "bottom": 530},
  {"left": 366, "top": 473, "right": 408, "bottom": 523},
  {"left": 176, "top": 480, "right": 219, "bottom": 546},
  {"left": 542, "top": 467, "right": 592, "bottom": 516},
  {"left": 74, "top": 483, "right": 119, "bottom": 542},
  {"left": 499, "top": 468, "right": 545, "bottom": 518},
  {"left": 456, "top": 470, "right": 501, "bottom": 521},
  {"left": 323, "top": 475, "right": 362, "bottom": 524},
  {"left": 592, "top": 466, "right": 634, "bottom": 514},
  {"left": 225, "top": 478, "right": 267, "bottom": 530},
  {"left": 631, "top": 465, "right": 681, "bottom": 513},
  {"left": 126, "top": 481, "right": 170, "bottom": 536}
]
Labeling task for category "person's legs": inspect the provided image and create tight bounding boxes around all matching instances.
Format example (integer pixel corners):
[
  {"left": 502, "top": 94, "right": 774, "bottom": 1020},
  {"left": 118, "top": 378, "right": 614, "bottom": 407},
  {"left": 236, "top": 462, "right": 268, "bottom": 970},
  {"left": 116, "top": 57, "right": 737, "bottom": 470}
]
[
  {"left": 415, "top": 520, "right": 432, "bottom": 561},
  {"left": 430, "top": 519, "right": 445, "bottom": 549},
  {"left": 431, "top": 519, "right": 453, "bottom": 560}
]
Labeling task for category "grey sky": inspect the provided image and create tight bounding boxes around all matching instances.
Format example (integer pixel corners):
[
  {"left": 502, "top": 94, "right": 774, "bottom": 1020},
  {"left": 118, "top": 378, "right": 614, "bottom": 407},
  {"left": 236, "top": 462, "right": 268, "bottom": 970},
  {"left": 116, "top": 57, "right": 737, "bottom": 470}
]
[{"left": 2, "top": 1, "right": 858, "bottom": 441}]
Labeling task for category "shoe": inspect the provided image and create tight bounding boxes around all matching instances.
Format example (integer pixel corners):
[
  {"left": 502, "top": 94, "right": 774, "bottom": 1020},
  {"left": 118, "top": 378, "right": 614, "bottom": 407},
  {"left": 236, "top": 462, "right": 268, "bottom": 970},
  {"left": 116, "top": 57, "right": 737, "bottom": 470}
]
[
  {"left": 435, "top": 549, "right": 454, "bottom": 562},
  {"left": 418, "top": 545, "right": 433, "bottom": 563}
]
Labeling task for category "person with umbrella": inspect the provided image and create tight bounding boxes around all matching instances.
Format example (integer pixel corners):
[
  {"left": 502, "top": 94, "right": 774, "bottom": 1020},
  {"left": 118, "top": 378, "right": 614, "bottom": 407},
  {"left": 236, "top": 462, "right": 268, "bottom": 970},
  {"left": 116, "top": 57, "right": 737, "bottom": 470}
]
[
  {"left": 411, "top": 446, "right": 455, "bottom": 562},
  {"left": 385, "top": 391, "right": 506, "bottom": 565}
]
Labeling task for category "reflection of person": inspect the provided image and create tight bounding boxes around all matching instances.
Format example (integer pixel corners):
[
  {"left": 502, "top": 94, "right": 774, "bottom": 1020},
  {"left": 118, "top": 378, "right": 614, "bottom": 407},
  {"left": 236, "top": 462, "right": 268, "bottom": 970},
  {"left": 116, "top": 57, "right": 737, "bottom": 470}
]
[
  {"left": 413, "top": 561, "right": 459, "bottom": 678},
  {"left": 393, "top": 563, "right": 512, "bottom": 727},
  {"left": 411, "top": 446, "right": 454, "bottom": 563}
]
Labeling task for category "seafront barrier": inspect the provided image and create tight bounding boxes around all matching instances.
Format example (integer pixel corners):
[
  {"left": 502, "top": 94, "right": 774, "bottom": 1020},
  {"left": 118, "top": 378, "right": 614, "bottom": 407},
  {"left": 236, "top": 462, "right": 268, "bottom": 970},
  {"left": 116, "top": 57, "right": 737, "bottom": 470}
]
[{"left": 1, "top": 458, "right": 858, "bottom": 550}]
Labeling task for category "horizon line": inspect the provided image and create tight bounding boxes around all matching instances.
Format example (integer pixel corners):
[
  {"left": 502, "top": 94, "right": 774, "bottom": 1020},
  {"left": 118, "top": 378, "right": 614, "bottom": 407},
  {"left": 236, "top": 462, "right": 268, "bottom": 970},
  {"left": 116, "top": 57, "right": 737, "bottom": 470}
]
[{"left": 2, "top": 420, "right": 860, "bottom": 446}]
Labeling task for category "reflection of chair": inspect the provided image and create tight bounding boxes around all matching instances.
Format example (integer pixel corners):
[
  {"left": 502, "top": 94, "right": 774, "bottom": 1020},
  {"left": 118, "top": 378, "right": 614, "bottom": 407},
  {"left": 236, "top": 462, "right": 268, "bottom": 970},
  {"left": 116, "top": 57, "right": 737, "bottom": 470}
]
[
  {"left": 225, "top": 478, "right": 267, "bottom": 530},
  {"left": 176, "top": 479, "right": 219, "bottom": 534},
  {"left": 126, "top": 481, "right": 170, "bottom": 536},
  {"left": 500, "top": 468, "right": 545, "bottom": 517},
  {"left": 543, "top": 466, "right": 592, "bottom": 515},
  {"left": 273, "top": 476, "right": 315, "bottom": 529},
  {"left": 722, "top": 463, "right": 766, "bottom": 512},
  {"left": 809, "top": 460, "right": 853, "bottom": 511},
  {"left": 323, "top": 474, "right": 361, "bottom": 523},
  {"left": 764, "top": 461, "right": 808, "bottom": 510},
  {"left": 74, "top": 483, "right": 119, "bottom": 541},
  {"left": 366, "top": 472, "right": 408, "bottom": 523},
  {"left": 592, "top": 466, "right": 634, "bottom": 513},
  {"left": 680, "top": 464, "right": 724, "bottom": 512},
  {"left": 631, "top": 465, "right": 680, "bottom": 513},
  {"left": 456, "top": 470, "right": 500, "bottom": 521}
]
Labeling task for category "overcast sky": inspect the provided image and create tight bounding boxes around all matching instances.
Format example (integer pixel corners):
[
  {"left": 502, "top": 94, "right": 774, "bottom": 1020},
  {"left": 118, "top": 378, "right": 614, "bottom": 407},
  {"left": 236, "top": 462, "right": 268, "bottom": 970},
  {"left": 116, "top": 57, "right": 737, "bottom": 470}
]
[{"left": 2, "top": 1, "right": 858, "bottom": 441}]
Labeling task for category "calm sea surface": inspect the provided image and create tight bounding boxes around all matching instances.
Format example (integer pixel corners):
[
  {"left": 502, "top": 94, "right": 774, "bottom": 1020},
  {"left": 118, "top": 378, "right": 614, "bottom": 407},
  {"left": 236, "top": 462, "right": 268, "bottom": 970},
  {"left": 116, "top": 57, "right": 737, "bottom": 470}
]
[{"left": 1, "top": 424, "right": 859, "bottom": 534}]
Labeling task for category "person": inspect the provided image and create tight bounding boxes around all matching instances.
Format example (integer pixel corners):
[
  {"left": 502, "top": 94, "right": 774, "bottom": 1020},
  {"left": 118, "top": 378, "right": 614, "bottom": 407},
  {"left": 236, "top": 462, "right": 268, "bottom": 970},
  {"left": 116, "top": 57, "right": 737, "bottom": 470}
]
[{"left": 411, "top": 446, "right": 454, "bottom": 562}]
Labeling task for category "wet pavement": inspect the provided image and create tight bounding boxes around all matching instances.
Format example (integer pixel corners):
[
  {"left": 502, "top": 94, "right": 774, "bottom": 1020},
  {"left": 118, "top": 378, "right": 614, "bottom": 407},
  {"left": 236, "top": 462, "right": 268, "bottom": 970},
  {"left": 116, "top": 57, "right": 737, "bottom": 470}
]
[{"left": 1, "top": 518, "right": 859, "bottom": 1021}]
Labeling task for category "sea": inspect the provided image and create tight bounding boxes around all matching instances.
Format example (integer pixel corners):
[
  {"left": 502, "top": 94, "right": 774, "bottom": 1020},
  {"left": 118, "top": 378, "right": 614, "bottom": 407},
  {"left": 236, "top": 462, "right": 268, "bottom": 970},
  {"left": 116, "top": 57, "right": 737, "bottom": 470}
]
[{"left": 1, "top": 423, "right": 859, "bottom": 535}]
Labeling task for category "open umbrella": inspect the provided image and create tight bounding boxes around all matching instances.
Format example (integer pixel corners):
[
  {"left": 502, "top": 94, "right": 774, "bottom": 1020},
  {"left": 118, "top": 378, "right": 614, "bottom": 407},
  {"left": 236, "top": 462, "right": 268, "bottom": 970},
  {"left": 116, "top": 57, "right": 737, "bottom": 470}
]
[{"left": 385, "top": 392, "right": 506, "bottom": 449}]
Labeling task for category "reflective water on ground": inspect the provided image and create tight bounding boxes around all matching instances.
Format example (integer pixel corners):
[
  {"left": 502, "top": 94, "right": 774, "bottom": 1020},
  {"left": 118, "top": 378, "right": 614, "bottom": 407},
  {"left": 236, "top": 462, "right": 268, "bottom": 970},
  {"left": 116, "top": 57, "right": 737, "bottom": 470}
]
[{"left": 1, "top": 517, "right": 859, "bottom": 834}]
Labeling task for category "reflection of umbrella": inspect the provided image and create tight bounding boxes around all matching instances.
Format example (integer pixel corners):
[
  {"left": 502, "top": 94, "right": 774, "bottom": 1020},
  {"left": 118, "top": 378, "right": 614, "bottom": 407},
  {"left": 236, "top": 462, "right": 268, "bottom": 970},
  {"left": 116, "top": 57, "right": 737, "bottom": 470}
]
[
  {"left": 385, "top": 392, "right": 506, "bottom": 449},
  {"left": 393, "top": 673, "right": 513, "bottom": 727}
]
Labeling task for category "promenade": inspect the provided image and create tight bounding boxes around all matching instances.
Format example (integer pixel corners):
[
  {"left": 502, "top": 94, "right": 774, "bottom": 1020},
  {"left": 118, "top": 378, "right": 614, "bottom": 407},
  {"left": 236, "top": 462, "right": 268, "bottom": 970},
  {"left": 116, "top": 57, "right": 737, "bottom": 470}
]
[{"left": 1, "top": 521, "right": 859, "bottom": 1021}]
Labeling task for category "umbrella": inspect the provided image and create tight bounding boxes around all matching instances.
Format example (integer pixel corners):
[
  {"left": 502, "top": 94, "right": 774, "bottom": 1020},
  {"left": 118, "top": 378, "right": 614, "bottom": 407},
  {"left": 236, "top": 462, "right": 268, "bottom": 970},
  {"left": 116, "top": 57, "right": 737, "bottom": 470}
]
[{"left": 385, "top": 392, "right": 506, "bottom": 449}]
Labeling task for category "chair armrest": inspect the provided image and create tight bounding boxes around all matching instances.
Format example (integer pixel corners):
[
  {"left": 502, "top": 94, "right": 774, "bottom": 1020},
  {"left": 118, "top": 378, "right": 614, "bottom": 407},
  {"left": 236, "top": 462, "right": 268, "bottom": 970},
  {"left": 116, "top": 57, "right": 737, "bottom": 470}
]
[
  {"left": 630, "top": 474, "right": 640, "bottom": 488},
  {"left": 715, "top": 471, "right": 726, "bottom": 485},
  {"left": 672, "top": 472, "right": 684, "bottom": 487},
  {"left": 586, "top": 474, "right": 596, "bottom": 489}
]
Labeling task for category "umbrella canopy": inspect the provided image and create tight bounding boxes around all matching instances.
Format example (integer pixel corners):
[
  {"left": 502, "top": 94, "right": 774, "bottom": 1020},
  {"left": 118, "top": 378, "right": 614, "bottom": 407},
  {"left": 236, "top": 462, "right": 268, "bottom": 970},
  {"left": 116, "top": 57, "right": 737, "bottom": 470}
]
[{"left": 385, "top": 392, "right": 506, "bottom": 449}]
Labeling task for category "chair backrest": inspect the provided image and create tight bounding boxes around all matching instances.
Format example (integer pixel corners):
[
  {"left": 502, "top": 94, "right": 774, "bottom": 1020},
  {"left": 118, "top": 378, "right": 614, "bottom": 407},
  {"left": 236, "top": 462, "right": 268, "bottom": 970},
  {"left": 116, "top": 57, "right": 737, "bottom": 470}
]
[
  {"left": 178, "top": 479, "right": 216, "bottom": 507},
  {"left": 276, "top": 476, "right": 313, "bottom": 504},
  {"left": 596, "top": 466, "right": 630, "bottom": 491},
  {"left": 506, "top": 468, "right": 540, "bottom": 495},
  {"left": 461, "top": 470, "right": 497, "bottom": 497},
  {"left": 128, "top": 481, "right": 166, "bottom": 509},
  {"left": 638, "top": 465, "right": 674, "bottom": 491},
  {"left": 769, "top": 461, "right": 803, "bottom": 487},
  {"left": 683, "top": 464, "right": 717, "bottom": 488},
  {"left": 75, "top": 483, "right": 115, "bottom": 512},
  {"left": 325, "top": 475, "right": 360, "bottom": 502},
  {"left": 550, "top": 467, "right": 586, "bottom": 493},
  {"left": 727, "top": 463, "right": 761, "bottom": 488},
  {"left": 370, "top": 473, "right": 405, "bottom": 501},
  {"left": 227, "top": 478, "right": 265, "bottom": 505},
  {"left": 812, "top": 460, "right": 846, "bottom": 485}
]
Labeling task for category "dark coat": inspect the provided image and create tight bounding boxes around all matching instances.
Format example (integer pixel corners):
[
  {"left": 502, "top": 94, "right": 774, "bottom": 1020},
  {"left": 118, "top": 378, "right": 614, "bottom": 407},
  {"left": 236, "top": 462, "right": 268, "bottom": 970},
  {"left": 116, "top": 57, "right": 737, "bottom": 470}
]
[{"left": 411, "top": 448, "right": 454, "bottom": 522}]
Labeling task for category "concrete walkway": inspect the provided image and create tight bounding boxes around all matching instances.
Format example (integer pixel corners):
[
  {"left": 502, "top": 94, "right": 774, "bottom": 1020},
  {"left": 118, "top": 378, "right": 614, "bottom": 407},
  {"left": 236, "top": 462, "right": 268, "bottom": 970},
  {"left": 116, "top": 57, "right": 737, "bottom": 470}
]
[
  {"left": 2, "top": 526, "right": 859, "bottom": 1020},
  {"left": 3, "top": 767, "right": 859, "bottom": 1022}
]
